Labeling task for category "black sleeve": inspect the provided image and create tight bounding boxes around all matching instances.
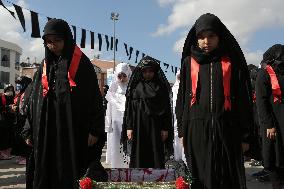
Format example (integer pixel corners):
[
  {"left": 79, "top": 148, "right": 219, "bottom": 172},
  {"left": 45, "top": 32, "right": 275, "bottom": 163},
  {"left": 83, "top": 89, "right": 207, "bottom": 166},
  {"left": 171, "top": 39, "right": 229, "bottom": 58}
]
[
  {"left": 255, "top": 69, "right": 275, "bottom": 130},
  {"left": 176, "top": 57, "right": 188, "bottom": 138},
  {"left": 88, "top": 62, "right": 105, "bottom": 138},
  {"left": 21, "top": 118, "right": 32, "bottom": 140},
  {"left": 236, "top": 65, "right": 254, "bottom": 143}
]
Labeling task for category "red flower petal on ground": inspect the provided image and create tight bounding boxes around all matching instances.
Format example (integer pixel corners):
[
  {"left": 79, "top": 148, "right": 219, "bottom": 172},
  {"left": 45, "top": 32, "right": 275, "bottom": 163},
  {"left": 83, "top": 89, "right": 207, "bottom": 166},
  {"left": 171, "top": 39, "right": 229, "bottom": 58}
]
[
  {"left": 176, "top": 176, "right": 189, "bottom": 189},
  {"left": 79, "top": 177, "right": 93, "bottom": 189}
]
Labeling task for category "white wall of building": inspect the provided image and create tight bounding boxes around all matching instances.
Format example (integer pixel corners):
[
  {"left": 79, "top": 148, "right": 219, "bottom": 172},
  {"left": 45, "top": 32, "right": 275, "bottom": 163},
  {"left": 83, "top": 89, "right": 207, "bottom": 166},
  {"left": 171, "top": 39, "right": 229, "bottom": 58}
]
[{"left": 0, "top": 38, "right": 22, "bottom": 91}]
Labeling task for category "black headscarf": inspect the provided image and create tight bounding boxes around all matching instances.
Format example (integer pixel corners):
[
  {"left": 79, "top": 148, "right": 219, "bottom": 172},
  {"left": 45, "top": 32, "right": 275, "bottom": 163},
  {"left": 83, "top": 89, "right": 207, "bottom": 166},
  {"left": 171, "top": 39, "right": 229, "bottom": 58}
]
[
  {"left": 182, "top": 13, "right": 247, "bottom": 70},
  {"left": 42, "top": 19, "right": 75, "bottom": 82},
  {"left": 261, "top": 44, "right": 284, "bottom": 75}
]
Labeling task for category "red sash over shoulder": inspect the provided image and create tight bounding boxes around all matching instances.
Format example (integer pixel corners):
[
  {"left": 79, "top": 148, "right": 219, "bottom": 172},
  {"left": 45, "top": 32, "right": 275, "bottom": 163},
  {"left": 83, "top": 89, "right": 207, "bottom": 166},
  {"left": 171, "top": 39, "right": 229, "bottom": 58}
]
[
  {"left": 265, "top": 64, "right": 282, "bottom": 103},
  {"left": 42, "top": 45, "right": 82, "bottom": 97},
  {"left": 190, "top": 56, "right": 232, "bottom": 110}
]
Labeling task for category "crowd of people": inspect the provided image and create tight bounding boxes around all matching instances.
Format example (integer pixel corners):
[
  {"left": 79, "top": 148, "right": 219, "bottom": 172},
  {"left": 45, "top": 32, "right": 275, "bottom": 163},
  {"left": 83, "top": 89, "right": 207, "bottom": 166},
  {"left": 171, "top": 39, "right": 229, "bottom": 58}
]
[{"left": 0, "top": 13, "right": 283, "bottom": 189}]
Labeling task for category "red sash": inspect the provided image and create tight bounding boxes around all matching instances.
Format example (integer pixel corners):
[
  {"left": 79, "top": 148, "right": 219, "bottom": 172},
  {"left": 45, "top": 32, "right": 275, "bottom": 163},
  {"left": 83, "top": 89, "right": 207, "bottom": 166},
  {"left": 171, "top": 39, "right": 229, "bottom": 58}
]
[
  {"left": 190, "top": 56, "right": 232, "bottom": 110},
  {"left": 265, "top": 64, "right": 282, "bottom": 103},
  {"left": 1, "top": 95, "right": 6, "bottom": 113},
  {"left": 42, "top": 45, "right": 82, "bottom": 97}
]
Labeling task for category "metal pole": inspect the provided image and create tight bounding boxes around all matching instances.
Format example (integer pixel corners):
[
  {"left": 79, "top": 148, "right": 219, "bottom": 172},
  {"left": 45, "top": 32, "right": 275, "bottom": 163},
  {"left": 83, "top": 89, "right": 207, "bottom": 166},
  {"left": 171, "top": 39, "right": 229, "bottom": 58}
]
[{"left": 113, "top": 19, "right": 116, "bottom": 73}]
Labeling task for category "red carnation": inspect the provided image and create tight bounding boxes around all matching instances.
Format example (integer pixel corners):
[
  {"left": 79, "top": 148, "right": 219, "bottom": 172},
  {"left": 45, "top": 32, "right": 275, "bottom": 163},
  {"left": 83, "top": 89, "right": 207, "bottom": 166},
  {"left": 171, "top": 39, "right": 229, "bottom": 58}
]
[
  {"left": 176, "top": 176, "right": 190, "bottom": 189},
  {"left": 79, "top": 177, "right": 93, "bottom": 189}
]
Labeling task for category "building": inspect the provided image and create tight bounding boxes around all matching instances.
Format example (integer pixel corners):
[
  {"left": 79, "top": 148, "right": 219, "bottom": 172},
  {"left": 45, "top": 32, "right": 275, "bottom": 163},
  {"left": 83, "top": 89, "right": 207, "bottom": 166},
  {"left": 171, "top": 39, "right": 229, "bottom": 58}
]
[{"left": 0, "top": 39, "right": 22, "bottom": 91}]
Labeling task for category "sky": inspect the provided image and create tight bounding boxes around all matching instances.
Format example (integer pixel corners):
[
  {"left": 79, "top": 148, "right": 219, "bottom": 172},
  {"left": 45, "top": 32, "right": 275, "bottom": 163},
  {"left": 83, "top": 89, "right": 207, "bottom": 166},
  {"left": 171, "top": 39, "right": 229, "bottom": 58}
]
[{"left": 0, "top": 0, "right": 284, "bottom": 82}]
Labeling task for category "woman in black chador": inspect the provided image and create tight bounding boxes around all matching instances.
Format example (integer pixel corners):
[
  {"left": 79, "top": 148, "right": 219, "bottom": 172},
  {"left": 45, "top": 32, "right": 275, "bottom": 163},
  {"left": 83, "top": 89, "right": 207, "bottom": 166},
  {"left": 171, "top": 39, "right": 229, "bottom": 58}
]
[
  {"left": 256, "top": 44, "right": 284, "bottom": 184},
  {"left": 22, "top": 19, "right": 105, "bottom": 189},
  {"left": 121, "top": 56, "right": 173, "bottom": 168},
  {"left": 176, "top": 13, "right": 253, "bottom": 189}
]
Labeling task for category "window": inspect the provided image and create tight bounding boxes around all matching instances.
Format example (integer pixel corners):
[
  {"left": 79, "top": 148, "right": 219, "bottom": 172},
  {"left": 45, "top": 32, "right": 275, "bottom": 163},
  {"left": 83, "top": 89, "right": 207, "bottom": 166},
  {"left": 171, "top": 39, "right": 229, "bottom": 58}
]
[
  {"left": 1, "top": 48, "right": 10, "bottom": 67},
  {"left": 15, "top": 52, "right": 20, "bottom": 70},
  {"left": 0, "top": 71, "right": 10, "bottom": 88}
]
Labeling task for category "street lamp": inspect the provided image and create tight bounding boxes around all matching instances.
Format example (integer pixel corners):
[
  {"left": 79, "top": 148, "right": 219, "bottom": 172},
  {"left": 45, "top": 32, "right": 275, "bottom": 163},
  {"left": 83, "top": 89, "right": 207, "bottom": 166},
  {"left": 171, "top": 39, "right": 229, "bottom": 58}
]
[{"left": 111, "top": 12, "right": 119, "bottom": 72}]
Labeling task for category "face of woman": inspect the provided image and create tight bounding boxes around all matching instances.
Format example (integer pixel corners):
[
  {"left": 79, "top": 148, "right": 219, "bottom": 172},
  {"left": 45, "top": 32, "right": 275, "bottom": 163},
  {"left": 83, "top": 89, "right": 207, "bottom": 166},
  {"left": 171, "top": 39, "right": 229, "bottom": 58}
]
[
  {"left": 142, "top": 67, "right": 155, "bottom": 81},
  {"left": 45, "top": 35, "right": 65, "bottom": 56},
  {"left": 197, "top": 30, "right": 219, "bottom": 53},
  {"left": 117, "top": 72, "right": 128, "bottom": 83}
]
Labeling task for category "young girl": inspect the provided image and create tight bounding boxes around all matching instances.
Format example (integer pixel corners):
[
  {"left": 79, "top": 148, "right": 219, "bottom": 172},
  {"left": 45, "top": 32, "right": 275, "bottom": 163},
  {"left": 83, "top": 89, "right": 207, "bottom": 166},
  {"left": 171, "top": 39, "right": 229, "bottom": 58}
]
[
  {"left": 256, "top": 44, "right": 284, "bottom": 184},
  {"left": 105, "top": 63, "right": 132, "bottom": 168},
  {"left": 121, "top": 56, "right": 173, "bottom": 168},
  {"left": 23, "top": 19, "right": 105, "bottom": 189},
  {"left": 176, "top": 13, "right": 253, "bottom": 189}
]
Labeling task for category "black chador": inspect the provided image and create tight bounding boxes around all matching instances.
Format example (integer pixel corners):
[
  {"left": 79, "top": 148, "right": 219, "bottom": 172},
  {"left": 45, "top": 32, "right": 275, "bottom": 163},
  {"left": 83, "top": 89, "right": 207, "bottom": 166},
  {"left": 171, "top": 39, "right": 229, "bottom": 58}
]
[
  {"left": 23, "top": 19, "right": 105, "bottom": 189},
  {"left": 256, "top": 44, "right": 284, "bottom": 181},
  {"left": 176, "top": 13, "right": 253, "bottom": 189},
  {"left": 121, "top": 56, "right": 173, "bottom": 168}
]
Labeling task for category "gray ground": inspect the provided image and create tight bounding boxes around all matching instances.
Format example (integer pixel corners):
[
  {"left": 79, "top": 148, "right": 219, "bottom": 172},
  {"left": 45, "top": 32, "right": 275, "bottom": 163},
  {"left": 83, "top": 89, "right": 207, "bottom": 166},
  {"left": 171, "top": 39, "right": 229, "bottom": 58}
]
[{"left": 0, "top": 148, "right": 282, "bottom": 189}]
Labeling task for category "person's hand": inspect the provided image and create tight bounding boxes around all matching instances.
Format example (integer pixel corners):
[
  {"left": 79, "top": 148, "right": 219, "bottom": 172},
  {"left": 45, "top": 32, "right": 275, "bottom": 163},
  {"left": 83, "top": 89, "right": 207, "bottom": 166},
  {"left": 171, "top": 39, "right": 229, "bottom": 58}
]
[
  {"left": 267, "top": 128, "right": 277, "bottom": 140},
  {"left": 127, "top": 130, "right": 133, "bottom": 140},
  {"left": 180, "top": 137, "right": 183, "bottom": 146},
  {"left": 161, "top": 130, "right": 168, "bottom": 142},
  {"left": 25, "top": 139, "right": 33, "bottom": 147},
  {"left": 242, "top": 143, "right": 249, "bottom": 153},
  {"left": 11, "top": 105, "right": 17, "bottom": 112},
  {"left": 88, "top": 134, "right": 98, "bottom": 146}
]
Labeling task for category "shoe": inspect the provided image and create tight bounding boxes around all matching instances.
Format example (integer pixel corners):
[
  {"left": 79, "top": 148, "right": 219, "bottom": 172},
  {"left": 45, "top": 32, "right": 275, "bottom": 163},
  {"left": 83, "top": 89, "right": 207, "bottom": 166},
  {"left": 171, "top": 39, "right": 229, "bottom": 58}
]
[
  {"left": 251, "top": 169, "right": 270, "bottom": 178},
  {"left": 249, "top": 159, "right": 262, "bottom": 166}
]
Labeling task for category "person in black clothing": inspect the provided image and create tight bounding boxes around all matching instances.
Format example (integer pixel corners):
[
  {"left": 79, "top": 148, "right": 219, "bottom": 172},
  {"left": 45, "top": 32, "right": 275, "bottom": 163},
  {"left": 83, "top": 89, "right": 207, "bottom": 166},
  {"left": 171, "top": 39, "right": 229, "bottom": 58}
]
[
  {"left": 176, "top": 13, "right": 253, "bottom": 189},
  {"left": 11, "top": 76, "right": 32, "bottom": 165},
  {"left": 22, "top": 19, "right": 105, "bottom": 189},
  {"left": 121, "top": 56, "right": 173, "bottom": 168},
  {"left": 0, "top": 84, "right": 15, "bottom": 160},
  {"left": 255, "top": 44, "right": 284, "bottom": 185}
]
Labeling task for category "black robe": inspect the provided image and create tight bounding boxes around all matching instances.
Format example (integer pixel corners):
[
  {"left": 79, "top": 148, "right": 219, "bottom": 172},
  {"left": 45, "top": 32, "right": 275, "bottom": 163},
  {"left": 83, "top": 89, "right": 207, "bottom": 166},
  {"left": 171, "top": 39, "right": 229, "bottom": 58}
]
[
  {"left": 255, "top": 68, "right": 284, "bottom": 169},
  {"left": 124, "top": 80, "right": 172, "bottom": 168},
  {"left": 176, "top": 47, "right": 252, "bottom": 189},
  {"left": 23, "top": 52, "right": 104, "bottom": 189}
]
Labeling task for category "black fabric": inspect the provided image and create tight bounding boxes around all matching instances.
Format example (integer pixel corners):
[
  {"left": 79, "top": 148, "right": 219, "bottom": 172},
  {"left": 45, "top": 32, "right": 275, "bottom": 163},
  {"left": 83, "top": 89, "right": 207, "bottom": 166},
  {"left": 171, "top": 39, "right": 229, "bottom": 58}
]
[
  {"left": 135, "top": 50, "right": 140, "bottom": 63},
  {"left": 176, "top": 13, "right": 253, "bottom": 189},
  {"left": 30, "top": 11, "right": 41, "bottom": 38},
  {"left": 261, "top": 44, "right": 284, "bottom": 76},
  {"left": 105, "top": 35, "right": 109, "bottom": 51},
  {"left": 13, "top": 4, "right": 26, "bottom": 32},
  {"left": 110, "top": 36, "right": 114, "bottom": 50},
  {"left": 121, "top": 56, "right": 173, "bottom": 168},
  {"left": 142, "top": 53, "right": 146, "bottom": 58},
  {"left": 0, "top": 93, "right": 15, "bottom": 150},
  {"left": 24, "top": 19, "right": 105, "bottom": 189},
  {"left": 256, "top": 51, "right": 284, "bottom": 169},
  {"left": 80, "top": 29, "right": 86, "bottom": 48},
  {"left": 90, "top": 31, "right": 94, "bottom": 49},
  {"left": 47, "top": 17, "right": 52, "bottom": 21},
  {"left": 128, "top": 47, "right": 133, "bottom": 60},
  {"left": 0, "top": 0, "right": 15, "bottom": 18},
  {"left": 72, "top": 25, "right": 76, "bottom": 43},
  {"left": 98, "top": 33, "right": 102, "bottom": 51},
  {"left": 115, "top": 38, "right": 118, "bottom": 51},
  {"left": 124, "top": 43, "right": 129, "bottom": 56}
]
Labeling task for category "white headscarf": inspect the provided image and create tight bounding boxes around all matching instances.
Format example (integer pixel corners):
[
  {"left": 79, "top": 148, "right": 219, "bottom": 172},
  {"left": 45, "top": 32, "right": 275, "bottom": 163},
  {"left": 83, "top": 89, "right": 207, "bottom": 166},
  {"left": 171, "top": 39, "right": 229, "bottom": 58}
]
[
  {"left": 106, "top": 63, "right": 132, "bottom": 101},
  {"left": 172, "top": 70, "right": 180, "bottom": 99}
]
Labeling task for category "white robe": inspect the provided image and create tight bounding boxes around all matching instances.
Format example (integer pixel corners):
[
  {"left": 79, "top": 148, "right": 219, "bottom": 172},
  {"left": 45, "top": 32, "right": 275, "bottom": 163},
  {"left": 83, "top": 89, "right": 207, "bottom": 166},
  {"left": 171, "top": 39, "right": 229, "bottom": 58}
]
[
  {"left": 105, "top": 91, "right": 128, "bottom": 168},
  {"left": 105, "top": 63, "right": 132, "bottom": 168},
  {"left": 172, "top": 72, "right": 186, "bottom": 162}
]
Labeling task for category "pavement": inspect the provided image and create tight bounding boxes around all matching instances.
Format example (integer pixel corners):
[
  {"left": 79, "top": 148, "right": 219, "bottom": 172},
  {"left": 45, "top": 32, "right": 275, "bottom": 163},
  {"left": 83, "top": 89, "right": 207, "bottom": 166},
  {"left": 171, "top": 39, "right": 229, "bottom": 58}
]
[{"left": 0, "top": 149, "right": 283, "bottom": 189}]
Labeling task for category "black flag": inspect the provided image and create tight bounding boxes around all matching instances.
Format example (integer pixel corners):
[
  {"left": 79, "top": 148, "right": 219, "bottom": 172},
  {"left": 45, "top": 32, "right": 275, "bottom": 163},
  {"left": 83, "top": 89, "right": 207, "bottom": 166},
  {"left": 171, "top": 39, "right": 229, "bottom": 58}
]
[
  {"left": 135, "top": 50, "right": 140, "bottom": 63},
  {"left": 105, "top": 35, "right": 110, "bottom": 51},
  {"left": 0, "top": 0, "right": 15, "bottom": 18},
  {"left": 30, "top": 11, "right": 40, "bottom": 38},
  {"left": 128, "top": 47, "right": 133, "bottom": 60},
  {"left": 72, "top": 25, "right": 76, "bottom": 43},
  {"left": 80, "top": 29, "right": 86, "bottom": 48},
  {"left": 13, "top": 4, "right": 25, "bottom": 32},
  {"left": 98, "top": 33, "right": 102, "bottom": 51},
  {"left": 124, "top": 43, "right": 129, "bottom": 56},
  {"left": 110, "top": 37, "right": 114, "bottom": 50},
  {"left": 90, "top": 31, "right": 95, "bottom": 49}
]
